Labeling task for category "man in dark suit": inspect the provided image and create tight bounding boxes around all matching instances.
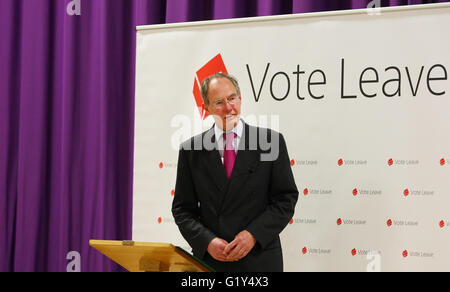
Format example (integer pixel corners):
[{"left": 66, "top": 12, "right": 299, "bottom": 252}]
[{"left": 172, "top": 73, "right": 298, "bottom": 272}]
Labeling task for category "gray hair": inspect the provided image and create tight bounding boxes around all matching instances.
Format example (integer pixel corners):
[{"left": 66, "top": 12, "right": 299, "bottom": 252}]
[{"left": 200, "top": 73, "right": 241, "bottom": 105}]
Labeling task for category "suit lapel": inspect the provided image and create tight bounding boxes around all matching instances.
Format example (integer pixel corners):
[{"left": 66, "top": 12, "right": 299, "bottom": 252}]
[
  {"left": 219, "top": 122, "right": 260, "bottom": 212},
  {"left": 230, "top": 123, "right": 260, "bottom": 179},
  {"left": 201, "top": 126, "right": 229, "bottom": 195}
]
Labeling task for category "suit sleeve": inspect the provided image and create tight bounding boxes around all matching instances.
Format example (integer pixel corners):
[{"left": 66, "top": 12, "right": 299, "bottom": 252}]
[
  {"left": 246, "top": 133, "right": 299, "bottom": 249},
  {"left": 171, "top": 148, "right": 216, "bottom": 258}
]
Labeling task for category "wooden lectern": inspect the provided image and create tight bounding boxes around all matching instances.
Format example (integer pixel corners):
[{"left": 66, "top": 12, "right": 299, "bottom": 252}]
[{"left": 89, "top": 240, "right": 214, "bottom": 272}]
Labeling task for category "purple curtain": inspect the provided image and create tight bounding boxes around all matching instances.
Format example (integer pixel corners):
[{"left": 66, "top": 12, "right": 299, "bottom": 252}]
[{"left": 0, "top": 0, "right": 447, "bottom": 272}]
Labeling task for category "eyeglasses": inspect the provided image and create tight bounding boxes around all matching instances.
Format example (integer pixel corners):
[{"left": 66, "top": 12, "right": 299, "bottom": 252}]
[{"left": 211, "top": 96, "right": 240, "bottom": 109}]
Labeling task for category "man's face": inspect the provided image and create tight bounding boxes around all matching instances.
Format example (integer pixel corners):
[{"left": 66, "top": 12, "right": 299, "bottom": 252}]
[{"left": 203, "top": 77, "right": 242, "bottom": 131}]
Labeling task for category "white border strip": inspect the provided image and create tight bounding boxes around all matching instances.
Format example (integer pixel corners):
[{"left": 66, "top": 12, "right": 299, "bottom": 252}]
[{"left": 136, "top": 2, "right": 450, "bottom": 31}]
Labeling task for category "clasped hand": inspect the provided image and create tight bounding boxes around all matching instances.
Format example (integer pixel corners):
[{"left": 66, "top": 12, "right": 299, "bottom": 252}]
[{"left": 207, "top": 230, "right": 256, "bottom": 262}]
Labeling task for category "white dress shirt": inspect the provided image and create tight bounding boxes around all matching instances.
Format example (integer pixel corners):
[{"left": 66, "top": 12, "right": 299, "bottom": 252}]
[{"left": 214, "top": 119, "right": 244, "bottom": 164}]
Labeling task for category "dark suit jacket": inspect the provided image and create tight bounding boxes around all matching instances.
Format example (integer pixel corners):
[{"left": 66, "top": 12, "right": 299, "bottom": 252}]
[{"left": 171, "top": 121, "right": 298, "bottom": 272}]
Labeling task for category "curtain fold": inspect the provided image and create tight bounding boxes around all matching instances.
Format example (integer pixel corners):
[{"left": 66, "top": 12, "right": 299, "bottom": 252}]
[{"left": 0, "top": 0, "right": 447, "bottom": 272}]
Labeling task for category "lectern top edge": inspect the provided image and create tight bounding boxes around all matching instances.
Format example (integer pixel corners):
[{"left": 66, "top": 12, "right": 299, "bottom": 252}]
[
  {"left": 89, "top": 240, "right": 213, "bottom": 272},
  {"left": 89, "top": 239, "right": 172, "bottom": 248}
]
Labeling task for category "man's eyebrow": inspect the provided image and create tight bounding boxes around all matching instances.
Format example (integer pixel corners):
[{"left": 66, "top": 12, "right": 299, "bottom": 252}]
[{"left": 228, "top": 93, "right": 238, "bottom": 98}]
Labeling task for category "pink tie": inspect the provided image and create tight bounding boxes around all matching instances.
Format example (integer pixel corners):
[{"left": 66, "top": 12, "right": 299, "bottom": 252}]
[{"left": 223, "top": 132, "right": 237, "bottom": 179}]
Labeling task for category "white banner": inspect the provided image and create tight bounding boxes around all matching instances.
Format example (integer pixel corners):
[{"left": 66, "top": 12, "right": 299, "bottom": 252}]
[{"left": 133, "top": 3, "right": 450, "bottom": 271}]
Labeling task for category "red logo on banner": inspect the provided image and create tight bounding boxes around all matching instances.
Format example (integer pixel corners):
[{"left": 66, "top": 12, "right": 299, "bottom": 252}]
[
  {"left": 303, "top": 188, "right": 309, "bottom": 196},
  {"left": 302, "top": 247, "right": 308, "bottom": 255},
  {"left": 388, "top": 158, "right": 393, "bottom": 166},
  {"left": 289, "top": 218, "right": 294, "bottom": 225},
  {"left": 403, "top": 250, "right": 408, "bottom": 258},
  {"left": 351, "top": 248, "right": 357, "bottom": 256},
  {"left": 440, "top": 220, "right": 445, "bottom": 228},
  {"left": 387, "top": 219, "right": 392, "bottom": 227},
  {"left": 157, "top": 217, "right": 162, "bottom": 224},
  {"left": 403, "top": 189, "right": 409, "bottom": 197},
  {"left": 353, "top": 188, "right": 358, "bottom": 196},
  {"left": 193, "top": 54, "right": 229, "bottom": 119},
  {"left": 440, "top": 158, "right": 446, "bottom": 166},
  {"left": 338, "top": 158, "right": 343, "bottom": 166},
  {"left": 290, "top": 159, "right": 295, "bottom": 166},
  {"left": 159, "top": 162, "right": 164, "bottom": 169},
  {"left": 337, "top": 218, "right": 342, "bottom": 226}
]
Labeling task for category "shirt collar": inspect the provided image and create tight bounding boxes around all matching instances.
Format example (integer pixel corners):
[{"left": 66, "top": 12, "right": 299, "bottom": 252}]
[{"left": 214, "top": 119, "right": 244, "bottom": 141}]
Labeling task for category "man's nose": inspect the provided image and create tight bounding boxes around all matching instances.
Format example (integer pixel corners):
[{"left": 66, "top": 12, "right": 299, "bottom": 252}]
[{"left": 224, "top": 102, "right": 233, "bottom": 112}]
